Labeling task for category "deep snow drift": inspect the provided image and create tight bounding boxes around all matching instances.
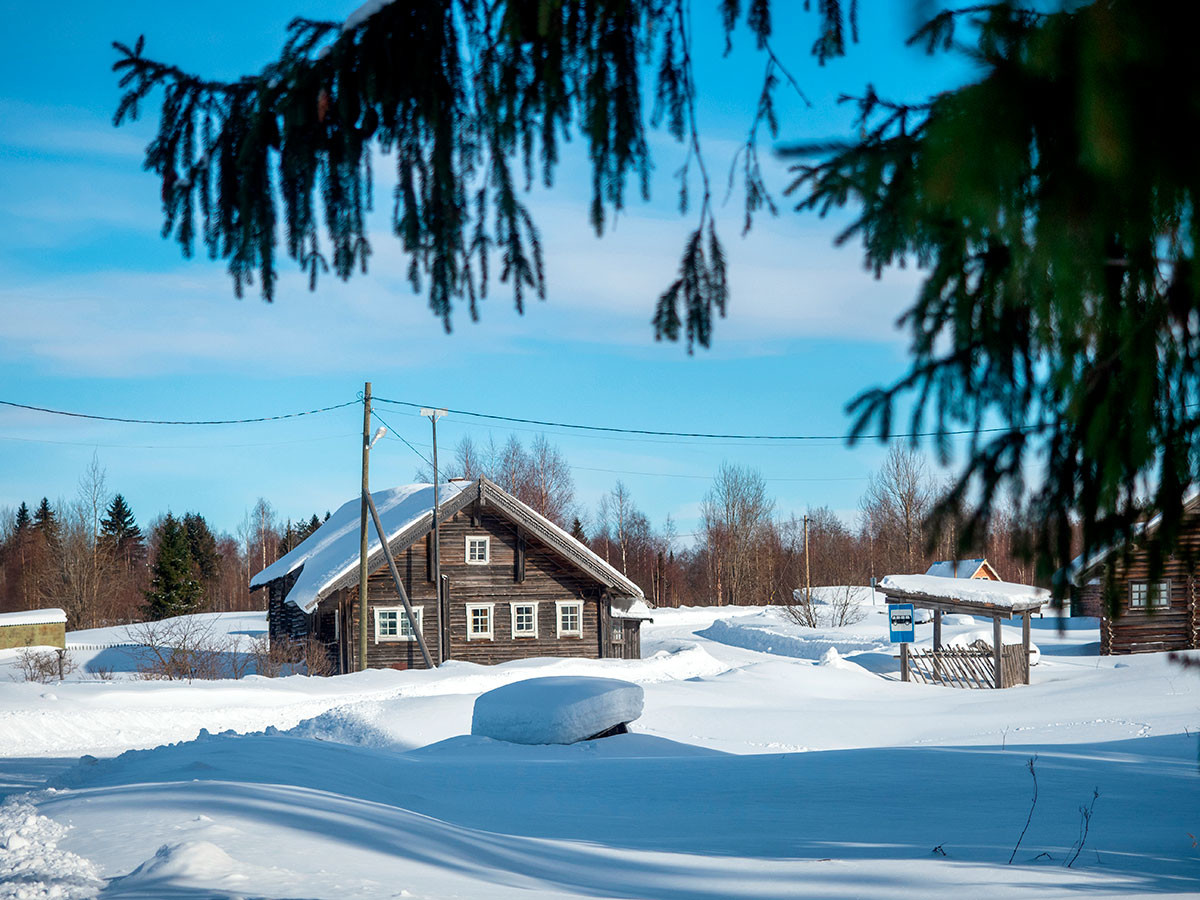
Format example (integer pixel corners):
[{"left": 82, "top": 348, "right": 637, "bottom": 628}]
[{"left": 1, "top": 601, "right": 1197, "bottom": 899}]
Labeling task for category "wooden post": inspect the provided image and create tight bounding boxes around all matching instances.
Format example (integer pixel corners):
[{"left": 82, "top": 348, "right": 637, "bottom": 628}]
[
  {"left": 365, "top": 491, "right": 434, "bottom": 668},
  {"left": 900, "top": 642, "right": 910, "bottom": 682},
  {"left": 358, "top": 381, "right": 372, "bottom": 673},
  {"left": 933, "top": 609, "right": 942, "bottom": 683},
  {"left": 993, "top": 615, "right": 1004, "bottom": 689},
  {"left": 421, "top": 408, "right": 448, "bottom": 662},
  {"left": 1022, "top": 610, "right": 1032, "bottom": 685},
  {"left": 803, "top": 514, "right": 811, "bottom": 606},
  {"left": 432, "top": 414, "right": 443, "bottom": 662}
]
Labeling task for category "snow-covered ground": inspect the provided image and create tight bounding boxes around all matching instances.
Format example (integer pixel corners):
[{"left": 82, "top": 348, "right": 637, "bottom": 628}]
[{"left": 1, "top": 601, "right": 1198, "bottom": 899}]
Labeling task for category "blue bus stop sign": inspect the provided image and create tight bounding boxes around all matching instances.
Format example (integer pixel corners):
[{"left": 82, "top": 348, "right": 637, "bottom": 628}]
[{"left": 889, "top": 604, "right": 915, "bottom": 643}]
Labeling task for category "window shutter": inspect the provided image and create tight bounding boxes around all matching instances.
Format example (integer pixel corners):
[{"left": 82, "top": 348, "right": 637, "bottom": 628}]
[{"left": 515, "top": 530, "right": 526, "bottom": 583}]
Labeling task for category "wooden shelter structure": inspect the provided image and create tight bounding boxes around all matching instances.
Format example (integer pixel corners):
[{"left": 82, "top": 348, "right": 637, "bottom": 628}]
[{"left": 879, "top": 575, "right": 1047, "bottom": 689}]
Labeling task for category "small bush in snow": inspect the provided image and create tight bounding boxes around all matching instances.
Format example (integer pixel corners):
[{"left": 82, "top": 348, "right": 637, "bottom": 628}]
[
  {"left": 130, "top": 617, "right": 247, "bottom": 681},
  {"left": 251, "top": 635, "right": 333, "bottom": 678},
  {"left": 784, "top": 585, "right": 866, "bottom": 629},
  {"left": 16, "top": 648, "right": 76, "bottom": 683}
]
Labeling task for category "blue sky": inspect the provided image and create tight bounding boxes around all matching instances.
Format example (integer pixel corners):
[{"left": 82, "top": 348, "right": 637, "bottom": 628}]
[{"left": 0, "top": 2, "right": 977, "bottom": 542}]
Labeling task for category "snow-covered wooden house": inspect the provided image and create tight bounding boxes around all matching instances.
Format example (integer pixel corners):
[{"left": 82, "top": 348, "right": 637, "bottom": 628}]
[
  {"left": 923, "top": 558, "right": 1001, "bottom": 581},
  {"left": 251, "top": 477, "right": 647, "bottom": 673},
  {"left": 1071, "top": 494, "right": 1200, "bottom": 654}
]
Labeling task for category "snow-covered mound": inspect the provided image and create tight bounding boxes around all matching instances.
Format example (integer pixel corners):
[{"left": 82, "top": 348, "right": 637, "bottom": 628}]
[
  {"left": 697, "top": 610, "right": 889, "bottom": 661},
  {"left": 471, "top": 676, "right": 644, "bottom": 745}
]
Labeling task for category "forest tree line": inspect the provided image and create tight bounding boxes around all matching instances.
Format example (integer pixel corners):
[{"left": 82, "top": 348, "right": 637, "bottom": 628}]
[{"left": 0, "top": 441, "right": 1056, "bottom": 629}]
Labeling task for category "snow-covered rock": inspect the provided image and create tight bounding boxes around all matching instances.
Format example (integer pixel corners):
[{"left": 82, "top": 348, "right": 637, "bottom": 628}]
[{"left": 471, "top": 676, "right": 644, "bottom": 745}]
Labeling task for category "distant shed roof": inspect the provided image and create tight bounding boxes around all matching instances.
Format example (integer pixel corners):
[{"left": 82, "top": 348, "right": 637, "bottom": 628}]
[
  {"left": 0, "top": 608, "right": 67, "bottom": 627},
  {"left": 924, "top": 558, "right": 999, "bottom": 580},
  {"left": 879, "top": 574, "right": 1047, "bottom": 618}
]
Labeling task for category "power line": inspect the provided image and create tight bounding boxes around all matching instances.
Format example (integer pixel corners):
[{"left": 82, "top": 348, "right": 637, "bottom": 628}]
[
  {"left": 0, "top": 398, "right": 359, "bottom": 426},
  {"left": 374, "top": 395, "right": 1029, "bottom": 442},
  {"left": 570, "top": 464, "right": 869, "bottom": 483},
  {"left": 370, "top": 409, "right": 434, "bottom": 469},
  {"left": 0, "top": 431, "right": 358, "bottom": 450},
  {"left": 377, "top": 430, "right": 871, "bottom": 484}
]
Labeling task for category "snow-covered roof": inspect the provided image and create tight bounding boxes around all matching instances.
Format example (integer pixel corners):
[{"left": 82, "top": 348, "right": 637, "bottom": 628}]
[
  {"left": 251, "top": 482, "right": 468, "bottom": 613},
  {"left": 879, "top": 574, "right": 1048, "bottom": 613},
  {"left": 1067, "top": 489, "right": 1200, "bottom": 583},
  {"left": 252, "top": 477, "right": 643, "bottom": 613},
  {"left": 924, "top": 559, "right": 991, "bottom": 579},
  {"left": 467, "top": 478, "right": 644, "bottom": 608},
  {"left": 0, "top": 608, "right": 66, "bottom": 627},
  {"left": 614, "top": 599, "right": 654, "bottom": 621}
]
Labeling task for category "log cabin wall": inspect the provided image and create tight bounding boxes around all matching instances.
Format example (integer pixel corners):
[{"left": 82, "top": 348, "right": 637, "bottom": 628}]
[
  {"left": 1078, "top": 525, "right": 1200, "bottom": 654},
  {"left": 334, "top": 507, "right": 617, "bottom": 671},
  {"left": 267, "top": 570, "right": 308, "bottom": 643}
]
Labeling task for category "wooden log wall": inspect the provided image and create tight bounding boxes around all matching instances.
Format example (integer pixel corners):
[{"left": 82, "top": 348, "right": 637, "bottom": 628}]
[
  {"left": 338, "top": 507, "right": 613, "bottom": 671},
  {"left": 1071, "top": 509, "right": 1200, "bottom": 654},
  {"left": 1080, "top": 567, "right": 1200, "bottom": 655}
]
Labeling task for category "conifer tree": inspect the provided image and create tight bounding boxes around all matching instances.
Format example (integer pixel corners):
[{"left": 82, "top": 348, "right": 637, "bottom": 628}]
[
  {"left": 108, "top": 2, "right": 854, "bottom": 349},
  {"left": 278, "top": 519, "right": 298, "bottom": 556},
  {"left": 14, "top": 502, "right": 31, "bottom": 531},
  {"left": 784, "top": 2, "right": 1200, "bottom": 599},
  {"left": 144, "top": 513, "right": 202, "bottom": 619},
  {"left": 570, "top": 517, "right": 588, "bottom": 545},
  {"left": 100, "top": 494, "right": 144, "bottom": 565},
  {"left": 32, "top": 498, "right": 57, "bottom": 542},
  {"left": 181, "top": 512, "right": 221, "bottom": 593}
]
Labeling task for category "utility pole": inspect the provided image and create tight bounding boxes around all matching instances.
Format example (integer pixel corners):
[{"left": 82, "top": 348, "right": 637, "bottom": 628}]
[
  {"left": 804, "top": 513, "right": 811, "bottom": 605},
  {"left": 358, "top": 382, "right": 372, "bottom": 673},
  {"left": 421, "top": 407, "right": 447, "bottom": 662}
]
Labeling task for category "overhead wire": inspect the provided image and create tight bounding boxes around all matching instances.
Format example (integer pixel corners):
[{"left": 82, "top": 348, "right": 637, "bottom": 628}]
[
  {"left": 370, "top": 409, "right": 434, "bottom": 470},
  {"left": 0, "top": 398, "right": 359, "bottom": 426},
  {"left": 374, "top": 394, "right": 1034, "bottom": 442}
]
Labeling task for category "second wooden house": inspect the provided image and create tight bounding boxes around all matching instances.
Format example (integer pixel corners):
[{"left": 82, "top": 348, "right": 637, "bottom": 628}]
[
  {"left": 1071, "top": 494, "right": 1200, "bottom": 654},
  {"left": 251, "top": 476, "right": 648, "bottom": 673}
]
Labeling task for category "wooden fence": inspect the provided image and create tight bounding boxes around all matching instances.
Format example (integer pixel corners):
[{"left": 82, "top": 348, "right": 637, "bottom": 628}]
[{"left": 903, "top": 641, "right": 1029, "bottom": 689}]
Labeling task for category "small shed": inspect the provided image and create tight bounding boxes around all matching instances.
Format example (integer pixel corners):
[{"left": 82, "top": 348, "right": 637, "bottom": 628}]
[
  {"left": 0, "top": 608, "right": 67, "bottom": 651},
  {"left": 879, "top": 575, "right": 1047, "bottom": 689},
  {"left": 610, "top": 599, "right": 654, "bottom": 660},
  {"left": 923, "top": 558, "right": 1001, "bottom": 581}
]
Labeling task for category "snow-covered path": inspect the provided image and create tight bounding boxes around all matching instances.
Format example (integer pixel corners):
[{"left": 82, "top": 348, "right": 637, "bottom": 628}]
[{"left": 1, "top": 605, "right": 1198, "bottom": 899}]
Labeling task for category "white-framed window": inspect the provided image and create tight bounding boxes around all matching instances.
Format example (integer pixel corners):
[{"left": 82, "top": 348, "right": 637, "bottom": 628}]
[
  {"left": 466, "top": 603, "right": 495, "bottom": 640},
  {"left": 1130, "top": 580, "right": 1171, "bottom": 609},
  {"left": 465, "top": 536, "right": 490, "bottom": 565},
  {"left": 612, "top": 619, "right": 624, "bottom": 643},
  {"left": 374, "top": 605, "right": 422, "bottom": 642},
  {"left": 510, "top": 602, "right": 538, "bottom": 638},
  {"left": 556, "top": 601, "right": 583, "bottom": 638}
]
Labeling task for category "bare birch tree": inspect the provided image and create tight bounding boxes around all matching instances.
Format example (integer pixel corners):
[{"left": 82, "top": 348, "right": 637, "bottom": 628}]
[
  {"left": 861, "top": 446, "right": 934, "bottom": 574},
  {"left": 702, "top": 463, "right": 773, "bottom": 606}
]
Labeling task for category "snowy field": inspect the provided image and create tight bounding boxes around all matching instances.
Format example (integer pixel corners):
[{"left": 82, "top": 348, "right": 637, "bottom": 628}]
[{"left": 1, "top": 600, "right": 1198, "bottom": 898}]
